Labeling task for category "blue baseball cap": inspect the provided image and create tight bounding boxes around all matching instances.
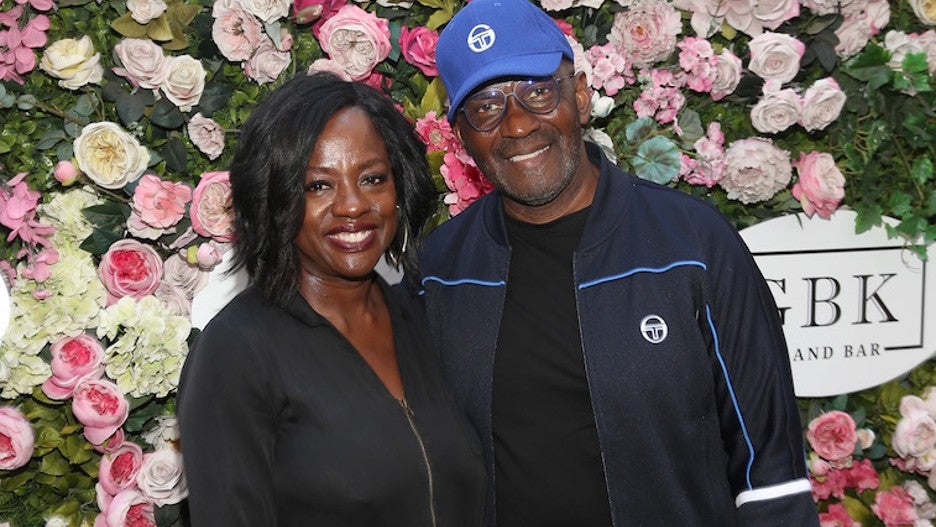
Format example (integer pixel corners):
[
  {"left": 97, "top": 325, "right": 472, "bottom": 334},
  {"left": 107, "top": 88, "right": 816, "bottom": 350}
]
[{"left": 436, "top": 0, "right": 574, "bottom": 122}]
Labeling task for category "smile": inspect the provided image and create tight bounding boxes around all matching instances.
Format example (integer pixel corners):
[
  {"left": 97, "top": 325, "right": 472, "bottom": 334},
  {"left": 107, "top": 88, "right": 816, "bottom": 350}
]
[
  {"left": 329, "top": 229, "right": 374, "bottom": 244},
  {"left": 509, "top": 146, "right": 549, "bottom": 162}
]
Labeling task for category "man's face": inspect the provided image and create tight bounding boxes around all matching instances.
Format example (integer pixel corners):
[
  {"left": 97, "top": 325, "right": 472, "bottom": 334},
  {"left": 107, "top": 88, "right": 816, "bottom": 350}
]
[{"left": 454, "top": 65, "right": 592, "bottom": 211}]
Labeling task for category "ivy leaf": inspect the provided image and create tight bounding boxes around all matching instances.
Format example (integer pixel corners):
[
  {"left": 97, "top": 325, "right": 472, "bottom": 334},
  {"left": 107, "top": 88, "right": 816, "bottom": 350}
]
[
  {"left": 888, "top": 191, "right": 913, "bottom": 217},
  {"left": 911, "top": 157, "right": 933, "bottom": 185},
  {"left": 854, "top": 202, "right": 882, "bottom": 233},
  {"left": 631, "top": 136, "right": 680, "bottom": 184}
]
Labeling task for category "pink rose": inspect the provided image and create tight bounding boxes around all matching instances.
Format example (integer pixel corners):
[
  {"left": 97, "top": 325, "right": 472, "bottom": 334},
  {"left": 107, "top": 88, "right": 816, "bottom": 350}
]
[
  {"left": 211, "top": 1, "right": 263, "bottom": 62},
  {"left": 112, "top": 38, "right": 168, "bottom": 90},
  {"left": 42, "top": 333, "right": 106, "bottom": 400},
  {"left": 748, "top": 32, "right": 805, "bottom": 83},
  {"left": 608, "top": 0, "right": 681, "bottom": 69},
  {"left": 293, "top": 0, "right": 346, "bottom": 24},
  {"left": 399, "top": 26, "right": 439, "bottom": 77},
  {"left": 243, "top": 35, "right": 291, "bottom": 84},
  {"left": 98, "top": 239, "right": 164, "bottom": 304},
  {"left": 53, "top": 160, "right": 79, "bottom": 185},
  {"left": 415, "top": 111, "right": 457, "bottom": 152},
  {"left": 191, "top": 171, "right": 235, "bottom": 242},
  {"left": 317, "top": 4, "right": 391, "bottom": 81},
  {"left": 0, "top": 406, "right": 34, "bottom": 470},
  {"left": 98, "top": 441, "right": 144, "bottom": 496},
  {"left": 792, "top": 151, "right": 845, "bottom": 219},
  {"left": 807, "top": 411, "right": 858, "bottom": 462},
  {"left": 810, "top": 466, "right": 850, "bottom": 501},
  {"left": 104, "top": 490, "right": 157, "bottom": 527},
  {"left": 133, "top": 174, "right": 192, "bottom": 229},
  {"left": 800, "top": 77, "right": 846, "bottom": 132},
  {"left": 820, "top": 503, "right": 860, "bottom": 527},
  {"left": 872, "top": 486, "right": 917, "bottom": 527},
  {"left": 719, "top": 137, "right": 792, "bottom": 204},
  {"left": 187, "top": 113, "right": 225, "bottom": 161},
  {"left": 72, "top": 379, "right": 129, "bottom": 445},
  {"left": 192, "top": 242, "right": 223, "bottom": 271}
]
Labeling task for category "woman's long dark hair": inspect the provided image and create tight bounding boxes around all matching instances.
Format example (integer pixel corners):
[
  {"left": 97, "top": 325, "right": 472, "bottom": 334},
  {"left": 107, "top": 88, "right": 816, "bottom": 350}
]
[{"left": 228, "top": 72, "right": 435, "bottom": 306}]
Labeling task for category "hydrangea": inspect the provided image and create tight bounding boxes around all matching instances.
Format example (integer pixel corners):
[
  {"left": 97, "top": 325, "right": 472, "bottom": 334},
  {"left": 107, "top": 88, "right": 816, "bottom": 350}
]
[
  {"left": 97, "top": 296, "right": 191, "bottom": 398},
  {"left": 40, "top": 186, "right": 103, "bottom": 249}
]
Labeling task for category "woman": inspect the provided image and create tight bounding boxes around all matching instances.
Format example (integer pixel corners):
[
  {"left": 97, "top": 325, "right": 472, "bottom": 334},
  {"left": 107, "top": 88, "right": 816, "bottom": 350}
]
[{"left": 177, "top": 73, "right": 485, "bottom": 526}]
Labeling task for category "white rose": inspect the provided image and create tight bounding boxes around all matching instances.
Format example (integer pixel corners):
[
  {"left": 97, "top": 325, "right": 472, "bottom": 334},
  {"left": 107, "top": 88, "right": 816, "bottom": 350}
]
[
  {"left": 74, "top": 122, "right": 150, "bottom": 190},
  {"left": 243, "top": 36, "right": 291, "bottom": 84},
  {"left": 161, "top": 55, "right": 205, "bottom": 112},
  {"left": 40, "top": 36, "right": 104, "bottom": 90},
  {"left": 748, "top": 32, "right": 805, "bottom": 83},
  {"left": 187, "top": 113, "right": 225, "bottom": 160},
  {"left": 835, "top": 14, "right": 873, "bottom": 59},
  {"left": 154, "top": 282, "right": 191, "bottom": 318},
  {"left": 113, "top": 38, "right": 169, "bottom": 89},
  {"left": 162, "top": 253, "right": 208, "bottom": 299},
  {"left": 127, "top": 0, "right": 167, "bottom": 24},
  {"left": 921, "top": 31, "right": 936, "bottom": 75},
  {"left": 44, "top": 516, "right": 68, "bottom": 527},
  {"left": 238, "top": 0, "right": 289, "bottom": 23},
  {"left": 137, "top": 449, "right": 187, "bottom": 506},
  {"left": 710, "top": 49, "right": 742, "bottom": 100},
  {"left": 590, "top": 92, "right": 615, "bottom": 118},
  {"left": 865, "top": 0, "right": 892, "bottom": 33},
  {"left": 799, "top": 77, "right": 846, "bottom": 132},
  {"left": 720, "top": 137, "right": 792, "bottom": 204},
  {"left": 750, "top": 82, "right": 801, "bottom": 134}
]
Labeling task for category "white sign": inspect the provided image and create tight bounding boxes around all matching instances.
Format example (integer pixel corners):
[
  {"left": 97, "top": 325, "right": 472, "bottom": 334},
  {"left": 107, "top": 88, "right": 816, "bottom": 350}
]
[
  {"left": 740, "top": 210, "right": 935, "bottom": 397},
  {"left": 0, "top": 277, "right": 9, "bottom": 340}
]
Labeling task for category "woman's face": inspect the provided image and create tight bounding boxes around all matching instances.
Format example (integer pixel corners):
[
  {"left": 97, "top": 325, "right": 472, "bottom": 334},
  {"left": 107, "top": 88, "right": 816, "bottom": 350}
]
[{"left": 295, "top": 106, "right": 398, "bottom": 283}]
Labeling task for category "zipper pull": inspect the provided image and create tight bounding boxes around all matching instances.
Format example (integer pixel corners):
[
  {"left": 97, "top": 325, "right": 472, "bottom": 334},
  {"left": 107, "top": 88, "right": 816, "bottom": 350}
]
[{"left": 399, "top": 397, "right": 415, "bottom": 418}]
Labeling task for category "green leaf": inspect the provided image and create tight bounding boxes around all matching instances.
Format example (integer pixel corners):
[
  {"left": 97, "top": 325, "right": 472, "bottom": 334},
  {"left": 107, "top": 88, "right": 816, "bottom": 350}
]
[
  {"left": 854, "top": 203, "right": 882, "bottom": 233},
  {"left": 82, "top": 202, "right": 131, "bottom": 231},
  {"left": 79, "top": 228, "right": 125, "bottom": 256},
  {"left": 151, "top": 98, "right": 186, "bottom": 129},
  {"left": 59, "top": 433, "right": 95, "bottom": 465},
  {"left": 73, "top": 94, "right": 96, "bottom": 117},
  {"left": 39, "top": 450, "right": 71, "bottom": 476},
  {"left": 156, "top": 503, "right": 182, "bottom": 527},
  {"left": 35, "top": 129, "right": 67, "bottom": 150},
  {"left": 115, "top": 91, "right": 149, "bottom": 126},
  {"left": 425, "top": 8, "right": 454, "bottom": 30},
  {"left": 161, "top": 137, "right": 188, "bottom": 173},
  {"left": 624, "top": 117, "right": 656, "bottom": 144},
  {"left": 676, "top": 109, "right": 704, "bottom": 144},
  {"left": 632, "top": 136, "right": 681, "bottom": 184},
  {"left": 888, "top": 191, "right": 913, "bottom": 217},
  {"left": 420, "top": 77, "right": 446, "bottom": 116},
  {"left": 147, "top": 14, "right": 174, "bottom": 41},
  {"left": 197, "top": 82, "right": 233, "bottom": 116},
  {"left": 111, "top": 12, "right": 148, "bottom": 38}
]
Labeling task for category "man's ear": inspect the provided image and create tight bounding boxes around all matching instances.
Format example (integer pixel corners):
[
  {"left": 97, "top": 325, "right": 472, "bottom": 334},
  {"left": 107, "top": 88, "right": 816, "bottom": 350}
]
[
  {"left": 573, "top": 72, "right": 591, "bottom": 126},
  {"left": 453, "top": 117, "right": 463, "bottom": 143}
]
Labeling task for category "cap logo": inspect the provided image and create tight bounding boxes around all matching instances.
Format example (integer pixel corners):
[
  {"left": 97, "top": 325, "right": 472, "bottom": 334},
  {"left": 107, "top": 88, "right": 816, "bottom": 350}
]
[
  {"left": 640, "top": 314, "right": 668, "bottom": 344},
  {"left": 467, "top": 24, "right": 496, "bottom": 53}
]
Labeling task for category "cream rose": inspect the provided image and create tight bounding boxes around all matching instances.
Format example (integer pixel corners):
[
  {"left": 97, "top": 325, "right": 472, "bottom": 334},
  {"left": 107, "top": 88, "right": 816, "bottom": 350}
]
[
  {"left": 161, "top": 55, "right": 205, "bottom": 112},
  {"left": 318, "top": 4, "right": 391, "bottom": 81},
  {"left": 719, "top": 137, "right": 792, "bottom": 204},
  {"left": 747, "top": 32, "right": 805, "bottom": 83},
  {"left": 136, "top": 448, "right": 188, "bottom": 506},
  {"left": 74, "top": 122, "right": 150, "bottom": 190},
  {"left": 909, "top": 0, "right": 936, "bottom": 25},
  {"left": 799, "top": 77, "right": 846, "bottom": 131},
  {"left": 127, "top": 0, "right": 167, "bottom": 24},
  {"left": 113, "top": 38, "right": 169, "bottom": 89},
  {"left": 40, "top": 36, "right": 104, "bottom": 90},
  {"left": 750, "top": 82, "right": 801, "bottom": 134}
]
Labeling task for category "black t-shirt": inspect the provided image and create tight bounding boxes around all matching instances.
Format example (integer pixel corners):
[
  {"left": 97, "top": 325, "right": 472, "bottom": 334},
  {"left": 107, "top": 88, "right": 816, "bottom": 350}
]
[{"left": 493, "top": 207, "right": 612, "bottom": 526}]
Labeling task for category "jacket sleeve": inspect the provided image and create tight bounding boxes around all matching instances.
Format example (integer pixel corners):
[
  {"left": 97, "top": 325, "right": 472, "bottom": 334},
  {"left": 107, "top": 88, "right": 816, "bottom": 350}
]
[
  {"left": 177, "top": 318, "right": 279, "bottom": 526},
  {"left": 705, "top": 225, "right": 820, "bottom": 527}
]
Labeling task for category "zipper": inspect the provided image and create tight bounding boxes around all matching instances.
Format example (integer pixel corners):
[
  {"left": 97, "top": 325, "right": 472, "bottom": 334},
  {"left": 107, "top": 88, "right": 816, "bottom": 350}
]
[{"left": 399, "top": 397, "right": 438, "bottom": 527}]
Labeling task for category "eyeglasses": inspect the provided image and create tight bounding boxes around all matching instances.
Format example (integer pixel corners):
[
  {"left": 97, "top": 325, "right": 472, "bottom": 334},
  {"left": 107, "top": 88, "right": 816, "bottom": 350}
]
[{"left": 459, "top": 73, "right": 578, "bottom": 132}]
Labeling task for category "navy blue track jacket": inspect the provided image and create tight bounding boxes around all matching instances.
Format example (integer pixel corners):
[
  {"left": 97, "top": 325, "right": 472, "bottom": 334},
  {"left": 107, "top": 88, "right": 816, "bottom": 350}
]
[{"left": 416, "top": 144, "right": 820, "bottom": 526}]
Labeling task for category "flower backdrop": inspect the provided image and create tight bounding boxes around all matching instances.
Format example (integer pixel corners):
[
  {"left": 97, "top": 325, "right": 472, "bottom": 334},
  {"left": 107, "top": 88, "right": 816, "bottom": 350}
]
[{"left": 0, "top": 0, "right": 933, "bottom": 522}]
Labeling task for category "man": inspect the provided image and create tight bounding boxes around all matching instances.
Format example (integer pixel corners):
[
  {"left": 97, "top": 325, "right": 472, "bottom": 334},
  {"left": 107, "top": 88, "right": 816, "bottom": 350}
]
[{"left": 416, "top": 0, "right": 821, "bottom": 525}]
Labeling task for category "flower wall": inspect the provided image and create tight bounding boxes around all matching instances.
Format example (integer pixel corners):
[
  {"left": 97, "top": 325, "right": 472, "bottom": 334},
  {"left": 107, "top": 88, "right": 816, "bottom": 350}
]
[{"left": 0, "top": 0, "right": 934, "bottom": 523}]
